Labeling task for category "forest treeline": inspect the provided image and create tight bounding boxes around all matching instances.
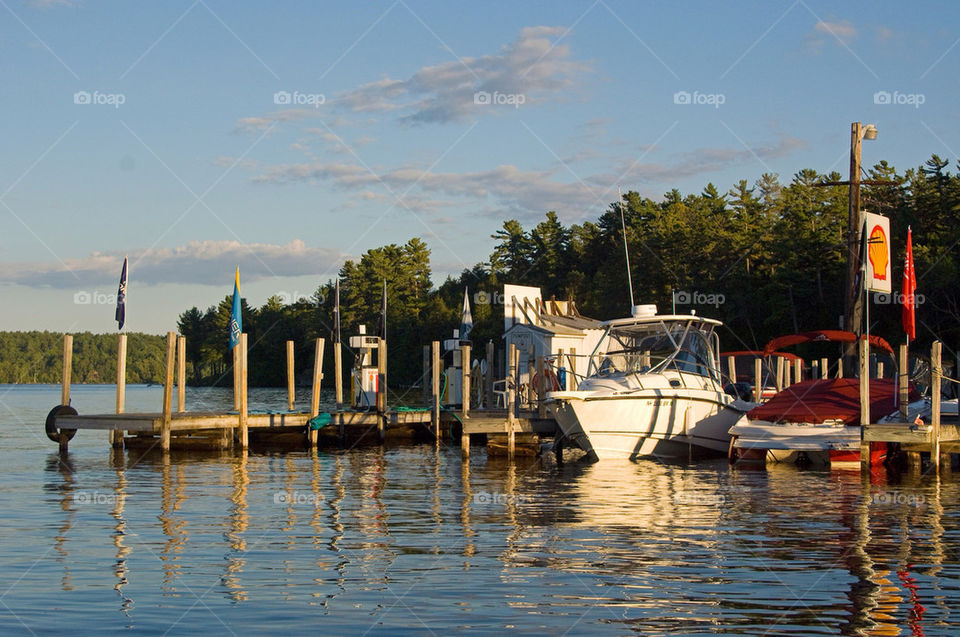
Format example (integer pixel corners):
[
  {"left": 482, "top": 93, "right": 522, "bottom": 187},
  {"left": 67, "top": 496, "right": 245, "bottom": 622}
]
[
  {"left": 173, "top": 154, "right": 960, "bottom": 387},
  {"left": 0, "top": 332, "right": 166, "bottom": 384},
  {"left": 4, "top": 155, "right": 958, "bottom": 387}
]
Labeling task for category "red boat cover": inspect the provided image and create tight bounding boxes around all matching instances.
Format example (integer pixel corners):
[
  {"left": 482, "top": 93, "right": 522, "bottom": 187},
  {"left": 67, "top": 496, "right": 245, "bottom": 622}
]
[
  {"left": 747, "top": 378, "right": 919, "bottom": 425},
  {"left": 762, "top": 331, "right": 893, "bottom": 357}
]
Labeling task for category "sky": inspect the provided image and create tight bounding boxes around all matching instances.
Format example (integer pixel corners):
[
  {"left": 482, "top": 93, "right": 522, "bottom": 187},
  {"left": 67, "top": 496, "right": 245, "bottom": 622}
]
[{"left": 1, "top": 0, "right": 958, "bottom": 334}]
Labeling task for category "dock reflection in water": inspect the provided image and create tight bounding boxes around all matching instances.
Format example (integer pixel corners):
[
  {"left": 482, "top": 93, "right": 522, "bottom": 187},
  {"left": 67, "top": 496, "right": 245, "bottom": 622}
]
[{"left": 10, "top": 385, "right": 956, "bottom": 635}]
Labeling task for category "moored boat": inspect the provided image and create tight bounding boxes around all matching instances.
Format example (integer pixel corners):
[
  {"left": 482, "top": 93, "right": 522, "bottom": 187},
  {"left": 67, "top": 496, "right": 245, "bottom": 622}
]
[
  {"left": 547, "top": 305, "right": 753, "bottom": 460},
  {"left": 728, "top": 331, "right": 918, "bottom": 467}
]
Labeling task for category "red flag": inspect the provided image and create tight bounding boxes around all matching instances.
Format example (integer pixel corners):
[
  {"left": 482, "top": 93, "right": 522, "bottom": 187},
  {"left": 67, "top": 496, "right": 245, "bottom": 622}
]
[{"left": 902, "top": 227, "right": 917, "bottom": 340}]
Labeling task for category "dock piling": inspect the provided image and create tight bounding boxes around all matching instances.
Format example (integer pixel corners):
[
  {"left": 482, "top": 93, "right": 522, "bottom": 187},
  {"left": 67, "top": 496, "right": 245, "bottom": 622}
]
[
  {"left": 431, "top": 341, "right": 440, "bottom": 441},
  {"left": 113, "top": 334, "right": 126, "bottom": 448},
  {"left": 377, "top": 340, "right": 387, "bottom": 442},
  {"left": 537, "top": 355, "right": 546, "bottom": 419},
  {"left": 161, "top": 331, "right": 175, "bottom": 452},
  {"left": 753, "top": 358, "right": 762, "bottom": 402},
  {"left": 422, "top": 345, "right": 431, "bottom": 403},
  {"left": 309, "top": 338, "right": 324, "bottom": 447},
  {"left": 859, "top": 337, "right": 870, "bottom": 466},
  {"left": 485, "top": 341, "right": 494, "bottom": 409},
  {"left": 61, "top": 334, "right": 73, "bottom": 407},
  {"left": 286, "top": 340, "right": 295, "bottom": 412},
  {"left": 239, "top": 334, "right": 248, "bottom": 449},
  {"left": 177, "top": 335, "right": 186, "bottom": 413},
  {"left": 898, "top": 344, "right": 908, "bottom": 419},
  {"left": 931, "top": 341, "right": 941, "bottom": 470},
  {"left": 334, "top": 340, "right": 343, "bottom": 412},
  {"left": 461, "top": 343, "right": 471, "bottom": 456},
  {"left": 507, "top": 344, "right": 517, "bottom": 458}
]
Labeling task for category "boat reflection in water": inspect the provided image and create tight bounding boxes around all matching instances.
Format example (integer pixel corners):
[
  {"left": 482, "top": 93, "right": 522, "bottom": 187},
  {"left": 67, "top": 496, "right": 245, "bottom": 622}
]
[
  {"left": 473, "top": 457, "right": 952, "bottom": 634},
  {"left": 39, "top": 443, "right": 954, "bottom": 635}
]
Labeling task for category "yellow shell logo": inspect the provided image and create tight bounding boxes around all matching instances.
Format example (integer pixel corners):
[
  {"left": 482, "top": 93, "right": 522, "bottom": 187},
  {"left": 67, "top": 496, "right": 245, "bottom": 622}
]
[{"left": 868, "top": 224, "right": 888, "bottom": 280}]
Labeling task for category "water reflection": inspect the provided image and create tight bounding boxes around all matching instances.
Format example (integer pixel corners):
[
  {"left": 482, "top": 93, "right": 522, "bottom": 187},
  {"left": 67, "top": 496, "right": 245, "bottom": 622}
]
[
  {"left": 35, "top": 442, "right": 957, "bottom": 635},
  {"left": 223, "top": 451, "right": 248, "bottom": 602},
  {"left": 46, "top": 454, "right": 75, "bottom": 592}
]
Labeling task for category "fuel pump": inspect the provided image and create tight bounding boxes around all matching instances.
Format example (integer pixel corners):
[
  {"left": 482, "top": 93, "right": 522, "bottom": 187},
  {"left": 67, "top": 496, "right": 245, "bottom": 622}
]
[
  {"left": 348, "top": 325, "right": 381, "bottom": 409},
  {"left": 442, "top": 329, "right": 470, "bottom": 406}
]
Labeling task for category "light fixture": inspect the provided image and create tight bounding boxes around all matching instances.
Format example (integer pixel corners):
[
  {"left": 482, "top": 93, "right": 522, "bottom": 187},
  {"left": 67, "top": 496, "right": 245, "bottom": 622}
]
[{"left": 863, "top": 124, "right": 878, "bottom": 140}]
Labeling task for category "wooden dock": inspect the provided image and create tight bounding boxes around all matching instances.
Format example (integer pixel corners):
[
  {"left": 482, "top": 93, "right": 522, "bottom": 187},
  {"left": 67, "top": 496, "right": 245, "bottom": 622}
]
[{"left": 47, "top": 332, "right": 560, "bottom": 458}]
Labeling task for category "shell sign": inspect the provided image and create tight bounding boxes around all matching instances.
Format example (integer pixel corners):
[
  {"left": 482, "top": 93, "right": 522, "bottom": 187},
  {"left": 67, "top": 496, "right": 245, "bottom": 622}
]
[{"left": 864, "top": 212, "right": 892, "bottom": 294}]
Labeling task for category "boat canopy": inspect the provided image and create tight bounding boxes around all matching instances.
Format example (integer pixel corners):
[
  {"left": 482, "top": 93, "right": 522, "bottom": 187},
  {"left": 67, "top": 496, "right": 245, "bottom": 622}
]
[
  {"left": 762, "top": 330, "right": 893, "bottom": 357},
  {"left": 747, "top": 378, "right": 920, "bottom": 425}
]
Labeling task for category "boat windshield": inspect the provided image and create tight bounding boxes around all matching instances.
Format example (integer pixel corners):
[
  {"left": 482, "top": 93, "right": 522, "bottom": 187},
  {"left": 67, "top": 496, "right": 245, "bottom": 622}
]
[{"left": 593, "top": 321, "right": 719, "bottom": 380}]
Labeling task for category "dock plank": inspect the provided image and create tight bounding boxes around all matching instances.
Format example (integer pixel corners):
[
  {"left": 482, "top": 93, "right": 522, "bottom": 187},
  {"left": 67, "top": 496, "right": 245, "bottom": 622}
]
[{"left": 863, "top": 422, "right": 960, "bottom": 444}]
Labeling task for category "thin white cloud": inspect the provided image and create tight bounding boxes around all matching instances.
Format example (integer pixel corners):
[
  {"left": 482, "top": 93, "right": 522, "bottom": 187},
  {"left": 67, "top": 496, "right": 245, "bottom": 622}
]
[
  {"left": 807, "top": 19, "right": 859, "bottom": 51},
  {"left": 234, "top": 109, "right": 330, "bottom": 134},
  {"left": 336, "top": 25, "right": 589, "bottom": 124},
  {"left": 252, "top": 134, "right": 807, "bottom": 220},
  {"left": 0, "top": 240, "right": 345, "bottom": 289},
  {"left": 876, "top": 26, "right": 894, "bottom": 42}
]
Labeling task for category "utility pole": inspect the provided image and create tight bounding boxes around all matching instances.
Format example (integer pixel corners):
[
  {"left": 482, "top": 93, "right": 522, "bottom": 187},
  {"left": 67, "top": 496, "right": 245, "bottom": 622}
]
[{"left": 817, "top": 122, "right": 880, "bottom": 374}]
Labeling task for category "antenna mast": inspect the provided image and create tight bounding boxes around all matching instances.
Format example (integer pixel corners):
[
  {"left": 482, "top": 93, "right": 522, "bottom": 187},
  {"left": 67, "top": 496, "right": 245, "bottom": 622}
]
[{"left": 618, "top": 186, "right": 636, "bottom": 310}]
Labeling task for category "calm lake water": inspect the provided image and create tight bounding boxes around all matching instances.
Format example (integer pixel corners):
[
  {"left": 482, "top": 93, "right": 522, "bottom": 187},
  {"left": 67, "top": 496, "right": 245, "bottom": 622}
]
[{"left": 1, "top": 384, "right": 958, "bottom": 635}]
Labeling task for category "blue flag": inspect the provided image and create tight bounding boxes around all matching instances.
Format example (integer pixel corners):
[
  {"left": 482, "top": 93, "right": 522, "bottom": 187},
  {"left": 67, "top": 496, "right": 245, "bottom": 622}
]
[
  {"left": 460, "top": 286, "right": 472, "bottom": 341},
  {"left": 115, "top": 256, "right": 127, "bottom": 330},
  {"left": 229, "top": 267, "right": 242, "bottom": 349}
]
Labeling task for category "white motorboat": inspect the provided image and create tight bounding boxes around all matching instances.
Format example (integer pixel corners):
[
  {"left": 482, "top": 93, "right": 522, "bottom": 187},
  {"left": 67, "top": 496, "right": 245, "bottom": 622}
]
[{"left": 546, "top": 305, "right": 753, "bottom": 460}]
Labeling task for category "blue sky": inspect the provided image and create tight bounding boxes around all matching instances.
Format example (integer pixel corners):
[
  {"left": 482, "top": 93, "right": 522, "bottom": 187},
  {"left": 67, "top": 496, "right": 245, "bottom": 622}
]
[{"left": 1, "top": 0, "right": 957, "bottom": 334}]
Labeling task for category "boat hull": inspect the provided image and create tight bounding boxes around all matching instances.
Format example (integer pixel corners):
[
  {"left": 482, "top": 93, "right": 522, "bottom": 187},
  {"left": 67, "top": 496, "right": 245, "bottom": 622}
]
[
  {"left": 729, "top": 417, "right": 888, "bottom": 467},
  {"left": 549, "top": 389, "right": 745, "bottom": 460}
]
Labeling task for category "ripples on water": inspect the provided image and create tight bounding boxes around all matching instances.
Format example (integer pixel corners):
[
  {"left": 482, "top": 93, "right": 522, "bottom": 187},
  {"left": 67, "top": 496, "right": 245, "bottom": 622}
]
[{"left": 0, "top": 384, "right": 958, "bottom": 635}]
